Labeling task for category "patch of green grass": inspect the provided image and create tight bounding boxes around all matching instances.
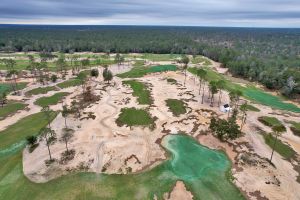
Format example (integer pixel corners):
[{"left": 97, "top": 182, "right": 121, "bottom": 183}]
[
  {"left": 25, "top": 86, "right": 58, "bottom": 96},
  {"left": 167, "top": 78, "right": 177, "bottom": 84},
  {"left": 192, "top": 56, "right": 212, "bottom": 65},
  {"left": 0, "top": 82, "right": 28, "bottom": 95},
  {"left": 263, "top": 133, "right": 295, "bottom": 160},
  {"left": 116, "top": 108, "right": 155, "bottom": 128},
  {"left": 0, "top": 102, "right": 27, "bottom": 120},
  {"left": 118, "top": 65, "right": 177, "bottom": 78},
  {"left": 0, "top": 111, "right": 58, "bottom": 150},
  {"left": 244, "top": 104, "right": 260, "bottom": 112},
  {"left": 286, "top": 121, "right": 300, "bottom": 137},
  {"left": 34, "top": 92, "right": 70, "bottom": 107},
  {"left": 165, "top": 99, "right": 187, "bottom": 116},
  {"left": 258, "top": 116, "right": 286, "bottom": 131},
  {"left": 57, "top": 79, "right": 81, "bottom": 89},
  {"left": 141, "top": 54, "right": 180, "bottom": 61},
  {"left": 123, "top": 80, "right": 151, "bottom": 105}
]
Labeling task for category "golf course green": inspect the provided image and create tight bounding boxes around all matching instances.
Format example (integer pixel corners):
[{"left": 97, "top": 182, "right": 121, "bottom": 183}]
[{"left": 0, "top": 134, "right": 243, "bottom": 199}]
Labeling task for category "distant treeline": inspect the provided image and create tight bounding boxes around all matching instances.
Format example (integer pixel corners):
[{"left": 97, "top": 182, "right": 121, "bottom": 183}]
[{"left": 1, "top": 25, "right": 300, "bottom": 99}]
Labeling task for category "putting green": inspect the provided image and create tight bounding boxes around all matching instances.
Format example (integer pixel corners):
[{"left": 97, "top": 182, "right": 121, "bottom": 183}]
[{"left": 0, "top": 134, "right": 243, "bottom": 199}]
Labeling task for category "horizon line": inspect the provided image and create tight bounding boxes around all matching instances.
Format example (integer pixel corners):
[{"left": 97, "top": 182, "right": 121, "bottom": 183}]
[{"left": 0, "top": 24, "right": 300, "bottom": 29}]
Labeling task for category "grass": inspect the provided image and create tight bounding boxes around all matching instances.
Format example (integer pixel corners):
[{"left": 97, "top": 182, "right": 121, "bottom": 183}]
[
  {"left": 116, "top": 108, "right": 155, "bottom": 128},
  {"left": 0, "top": 111, "right": 58, "bottom": 150},
  {"left": 57, "top": 79, "right": 81, "bottom": 89},
  {"left": 263, "top": 133, "right": 295, "bottom": 160},
  {"left": 25, "top": 86, "right": 58, "bottom": 96},
  {"left": 244, "top": 104, "right": 260, "bottom": 112},
  {"left": 0, "top": 82, "right": 28, "bottom": 95},
  {"left": 122, "top": 80, "right": 151, "bottom": 105},
  {"left": 286, "top": 121, "right": 300, "bottom": 137},
  {"left": 141, "top": 53, "right": 180, "bottom": 61},
  {"left": 34, "top": 92, "right": 70, "bottom": 107},
  {"left": 258, "top": 116, "right": 286, "bottom": 131},
  {"left": 118, "top": 65, "right": 177, "bottom": 78},
  {"left": 188, "top": 67, "right": 300, "bottom": 113},
  {"left": 0, "top": 102, "right": 27, "bottom": 120},
  {"left": 165, "top": 99, "right": 187, "bottom": 116},
  {"left": 166, "top": 78, "right": 177, "bottom": 84},
  {"left": 192, "top": 56, "right": 212, "bottom": 65}
]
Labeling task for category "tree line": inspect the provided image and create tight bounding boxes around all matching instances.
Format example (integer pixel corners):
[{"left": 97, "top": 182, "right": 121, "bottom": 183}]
[{"left": 0, "top": 25, "right": 300, "bottom": 99}]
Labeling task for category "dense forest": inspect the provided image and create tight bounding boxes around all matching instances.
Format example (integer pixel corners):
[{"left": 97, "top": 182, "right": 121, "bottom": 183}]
[{"left": 0, "top": 25, "right": 300, "bottom": 99}]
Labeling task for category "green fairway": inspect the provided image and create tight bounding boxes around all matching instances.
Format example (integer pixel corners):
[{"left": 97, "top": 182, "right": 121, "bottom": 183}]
[
  {"left": 123, "top": 80, "right": 152, "bottom": 105},
  {"left": 118, "top": 65, "right": 177, "bottom": 78},
  {"left": 263, "top": 133, "right": 295, "bottom": 160},
  {"left": 188, "top": 67, "right": 300, "bottom": 113},
  {"left": 0, "top": 102, "right": 27, "bottom": 120},
  {"left": 0, "top": 111, "right": 57, "bottom": 150},
  {"left": 34, "top": 92, "right": 70, "bottom": 107},
  {"left": 0, "top": 134, "right": 243, "bottom": 200},
  {"left": 165, "top": 99, "right": 187, "bottom": 116},
  {"left": 116, "top": 107, "right": 155, "bottom": 128},
  {"left": 25, "top": 86, "right": 58, "bottom": 96}
]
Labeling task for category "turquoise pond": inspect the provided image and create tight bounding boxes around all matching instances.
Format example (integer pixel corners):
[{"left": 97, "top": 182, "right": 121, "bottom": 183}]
[{"left": 0, "top": 134, "right": 244, "bottom": 200}]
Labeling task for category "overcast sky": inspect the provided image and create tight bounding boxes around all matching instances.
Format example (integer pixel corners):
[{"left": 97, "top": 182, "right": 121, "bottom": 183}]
[{"left": 0, "top": 0, "right": 300, "bottom": 27}]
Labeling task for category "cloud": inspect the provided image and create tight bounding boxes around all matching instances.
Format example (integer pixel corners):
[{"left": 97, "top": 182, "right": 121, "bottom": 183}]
[{"left": 0, "top": 0, "right": 300, "bottom": 27}]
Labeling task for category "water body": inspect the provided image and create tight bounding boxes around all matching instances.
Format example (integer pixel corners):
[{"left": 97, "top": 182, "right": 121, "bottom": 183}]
[{"left": 0, "top": 134, "right": 243, "bottom": 200}]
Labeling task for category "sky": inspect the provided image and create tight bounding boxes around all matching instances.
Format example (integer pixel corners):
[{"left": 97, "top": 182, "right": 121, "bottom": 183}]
[{"left": 0, "top": 0, "right": 300, "bottom": 27}]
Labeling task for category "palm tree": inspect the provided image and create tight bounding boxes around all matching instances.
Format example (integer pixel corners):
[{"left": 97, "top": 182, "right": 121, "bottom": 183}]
[
  {"left": 239, "top": 102, "right": 248, "bottom": 131},
  {"left": 209, "top": 81, "right": 218, "bottom": 107},
  {"left": 102, "top": 66, "right": 113, "bottom": 84},
  {"left": 216, "top": 80, "right": 226, "bottom": 106},
  {"left": 181, "top": 55, "right": 190, "bottom": 86},
  {"left": 60, "top": 128, "right": 74, "bottom": 153},
  {"left": 3, "top": 59, "right": 18, "bottom": 94},
  {"left": 197, "top": 68, "right": 207, "bottom": 96},
  {"left": 269, "top": 125, "right": 286, "bottom": 163},
  {"left": 62, "top": 105, "right": 69, "bottom": 128},
  {"left": 42, "top": 106, "right": 52, "bottom": 129},
  {"left": 40, "top": 128, "right": 56, "bottom": 160}
]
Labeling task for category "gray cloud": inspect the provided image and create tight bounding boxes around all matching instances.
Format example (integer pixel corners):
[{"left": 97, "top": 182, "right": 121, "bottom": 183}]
[{"left": 0, "top": 0, "right": 300, "bottom": 27}]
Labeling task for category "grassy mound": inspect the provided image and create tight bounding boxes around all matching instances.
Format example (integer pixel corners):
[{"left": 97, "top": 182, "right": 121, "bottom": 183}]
[
  {"left": 34, "top": 92, "right": 70, "bottom": 107},
  {"left": 0, "top": 102, "right": 27, "bottom": 120},
  {"left": 166, "top": 78, "right": 177, "bottom": 84},
  {"left": 116, "top": 108, "right": 155, "bottom": 128},
  {"left": 57, "top": 79, "right": 82, "bottom": 89},
  {"left": 286, "top": 121, "right": 300, "bottom": 137},
  {"left": 244, "top": 104, "right": 260, "bottom": 112},
  {"left": 0, "top": 111, "right": 58, "bottom": 150},
  {"left": 258, "top": 116, "right": 286, "bottom": 131},
  {"left": 118, "top": 65, "right": 177, "bottom": 78},
  {"left": 263, "top": 133, "right": 295, "bottom": 160},
  {"left": 165, "top": 99, "right": 187, "bottom": 116},
  {"left": 25, "top": 86, "right": 58, "bottom": 96},
  {"left": 123, "top": 80, "right": 151, "bottom": 105}
]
